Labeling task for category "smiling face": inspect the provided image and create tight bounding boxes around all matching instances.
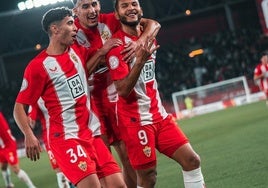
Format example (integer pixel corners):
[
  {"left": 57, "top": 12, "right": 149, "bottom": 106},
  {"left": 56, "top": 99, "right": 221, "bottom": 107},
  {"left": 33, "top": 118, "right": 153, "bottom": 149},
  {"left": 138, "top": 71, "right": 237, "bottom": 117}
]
[
  {"left": 115, "top": 0, "right": 142, "bottom": 27},
  {"left": 73, "top": 0, "right": 101, "bottom": 28}
]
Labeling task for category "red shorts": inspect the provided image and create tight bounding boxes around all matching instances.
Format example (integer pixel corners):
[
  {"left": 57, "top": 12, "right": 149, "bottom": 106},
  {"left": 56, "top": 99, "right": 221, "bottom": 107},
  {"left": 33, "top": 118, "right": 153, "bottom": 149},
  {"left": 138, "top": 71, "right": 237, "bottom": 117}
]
[
  {"left": 49, "top": 138, "right": 98, "bottom": 185},
  {"left": 0, "top": 147, "right": 18, "bottom": 165},
  {"left": 49, "top": 137, "right": 121, "bottom": 185},
  {"left": 43, "top": 141, "right": 59, "bottom": 170},
  {"left": 46, "top": 149, "right": 59, "bottom": 170},
  {"left": 91, "top": 70, "right": 121, "bottom": 144},
  {"left": 119, "top": 115, "right": 189, "bottom": 170},
  {"left": 94, "top": 100, "right": 121, "bottom": 145},
  {"left": 93, "top": 136, "right": 121, "bottom": 179}
]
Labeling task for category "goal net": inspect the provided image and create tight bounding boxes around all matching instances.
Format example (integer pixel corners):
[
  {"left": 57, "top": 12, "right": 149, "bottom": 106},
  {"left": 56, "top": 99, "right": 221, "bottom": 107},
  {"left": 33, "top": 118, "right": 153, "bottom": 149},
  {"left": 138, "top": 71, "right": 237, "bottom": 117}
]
[{"left": 171, "top": 76, "right": 251, "bottom": 119}]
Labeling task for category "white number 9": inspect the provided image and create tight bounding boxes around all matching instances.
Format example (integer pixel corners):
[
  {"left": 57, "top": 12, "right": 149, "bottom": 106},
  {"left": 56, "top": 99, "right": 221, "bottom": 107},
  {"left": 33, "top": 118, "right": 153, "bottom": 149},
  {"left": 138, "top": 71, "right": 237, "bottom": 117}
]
[{"left": 138, "top": 130, "right": 148, "bottom": 145}]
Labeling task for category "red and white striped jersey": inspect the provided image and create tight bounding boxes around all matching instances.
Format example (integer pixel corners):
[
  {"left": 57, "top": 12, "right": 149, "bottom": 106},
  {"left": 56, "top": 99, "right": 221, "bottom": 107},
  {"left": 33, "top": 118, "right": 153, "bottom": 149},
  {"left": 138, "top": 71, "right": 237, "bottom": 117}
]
[
  {"left": 16, "top": 44, "right": 94, "bottom": 144},
  {"left": 75, "top": 13, "right": 120, "bottom": 105},
  {"left": 254, "top": 62, "right": 268, "bottom": 92},
  {"left": 28, "top": 99, "right": 48, "bottom": 145},
  {"left": 0, "top": 112, "right": 16, "bottom": 149},
  {"left": 106, "top": 30, "right": 168, "bottom": 126},
  {"left": 28, "top": 97, "right": 101, "bottom": 150}
]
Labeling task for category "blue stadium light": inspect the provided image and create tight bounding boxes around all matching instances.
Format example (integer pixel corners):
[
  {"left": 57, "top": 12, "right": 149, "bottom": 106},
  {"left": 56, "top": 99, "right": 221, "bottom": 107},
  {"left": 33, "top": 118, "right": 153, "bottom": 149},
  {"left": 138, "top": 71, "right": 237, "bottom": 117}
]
[{"left": 17, "top": 0, "right": 70, "bottom": 11}]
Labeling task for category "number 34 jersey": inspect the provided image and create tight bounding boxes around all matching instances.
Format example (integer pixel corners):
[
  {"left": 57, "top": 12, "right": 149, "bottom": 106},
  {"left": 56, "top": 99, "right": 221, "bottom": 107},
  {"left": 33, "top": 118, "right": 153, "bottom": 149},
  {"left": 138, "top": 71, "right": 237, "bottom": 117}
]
[{"left": 16, "top": 44, "right": 94, "bottom": 142}]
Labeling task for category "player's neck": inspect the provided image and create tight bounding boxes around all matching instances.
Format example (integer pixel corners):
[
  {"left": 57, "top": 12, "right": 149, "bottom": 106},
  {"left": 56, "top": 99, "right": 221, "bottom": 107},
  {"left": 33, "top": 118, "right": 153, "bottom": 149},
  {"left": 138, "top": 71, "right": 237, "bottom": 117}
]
[
  {"left": 121, "top": 24, "right": 141, "bottom": 37},
  {"left": 46, "top": 40, "right": 68, "bottom": 56}
]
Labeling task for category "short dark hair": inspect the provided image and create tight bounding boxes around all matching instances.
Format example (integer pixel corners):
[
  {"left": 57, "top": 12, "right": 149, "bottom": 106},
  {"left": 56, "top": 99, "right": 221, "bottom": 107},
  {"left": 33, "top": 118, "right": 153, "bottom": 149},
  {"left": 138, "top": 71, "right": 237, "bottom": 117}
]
[
  {"left": 260, "top": 50, "right": 268, "bottom": 59},
  {"left": 41, "top": 7, "right": 73, "bottom": 33}
]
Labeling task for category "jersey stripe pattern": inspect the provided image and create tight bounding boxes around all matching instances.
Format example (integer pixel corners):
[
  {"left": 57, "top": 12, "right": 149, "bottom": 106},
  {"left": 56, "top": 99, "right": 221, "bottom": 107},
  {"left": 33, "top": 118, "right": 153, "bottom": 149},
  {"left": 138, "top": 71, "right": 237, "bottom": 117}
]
[
  {"left": 106, "top": 30, "right": 168, "bottom": 126},
  {"left": 0, "top": 112, "right": 16, "bottom": 149},
  {"left": 16, "top": 45, "right": 93, "bottom": 143},
  {"left": 75, "top": 13, "right": 120, "bottom": 104},
  {"left": 254, "top": 63, "right": 268, "bottom": 92}
]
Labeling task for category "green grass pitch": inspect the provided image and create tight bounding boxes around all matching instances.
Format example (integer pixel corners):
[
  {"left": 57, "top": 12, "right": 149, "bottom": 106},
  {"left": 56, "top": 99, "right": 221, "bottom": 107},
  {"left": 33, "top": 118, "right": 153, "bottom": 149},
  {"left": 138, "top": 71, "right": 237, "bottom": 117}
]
[{"left": 1, "top": 101, "right": 268, "bottom": 187}]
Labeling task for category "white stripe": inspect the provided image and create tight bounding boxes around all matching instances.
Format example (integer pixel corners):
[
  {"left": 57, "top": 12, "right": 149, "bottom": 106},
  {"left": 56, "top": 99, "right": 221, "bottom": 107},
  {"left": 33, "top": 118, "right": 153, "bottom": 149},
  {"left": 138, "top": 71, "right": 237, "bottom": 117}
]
[
  {"left": 42, "top": 48, "right": 89, "bottom": 140},
  {"left": 37, "top": 98, "right": 50, "bottom": 146}
]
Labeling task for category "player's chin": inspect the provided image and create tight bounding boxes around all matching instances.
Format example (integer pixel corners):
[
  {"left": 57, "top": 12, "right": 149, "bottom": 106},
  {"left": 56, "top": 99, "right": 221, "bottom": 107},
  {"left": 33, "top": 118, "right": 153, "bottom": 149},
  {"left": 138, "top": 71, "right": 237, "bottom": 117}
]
[
  {"left": 87, "top": 20, "right": 98, "bottom": 28},
  {"left": 69, "top": 38, "right": 76, "bottom": 45}
]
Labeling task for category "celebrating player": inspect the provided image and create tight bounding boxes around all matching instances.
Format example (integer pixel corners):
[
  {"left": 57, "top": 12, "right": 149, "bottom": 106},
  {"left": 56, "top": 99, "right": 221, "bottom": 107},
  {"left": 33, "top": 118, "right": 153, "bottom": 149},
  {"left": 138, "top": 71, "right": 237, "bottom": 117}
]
[
  {"left": 254, "top": 50, "right": 268, "bottom": 106},
  {"left": 13, "top": 7, "right": 126, "bottom": 188},
  {"left": 105, "top": 0, "right": 206, "bottom": 187},
  {"left": 72, "top": 0, "right": 160, "bottom": 187}
]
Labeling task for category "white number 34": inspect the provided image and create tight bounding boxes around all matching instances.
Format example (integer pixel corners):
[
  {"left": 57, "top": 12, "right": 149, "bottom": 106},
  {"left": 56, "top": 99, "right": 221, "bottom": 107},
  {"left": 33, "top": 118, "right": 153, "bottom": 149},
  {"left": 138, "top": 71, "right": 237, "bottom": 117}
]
[{"left": 66, "top": 145, "right": 87, "bottom": 163}]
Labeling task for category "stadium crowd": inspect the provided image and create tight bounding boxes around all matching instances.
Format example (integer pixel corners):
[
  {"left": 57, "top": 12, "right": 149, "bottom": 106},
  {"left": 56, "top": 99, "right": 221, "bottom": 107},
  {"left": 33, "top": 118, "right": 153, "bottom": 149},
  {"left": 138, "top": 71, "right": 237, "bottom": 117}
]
[
  {"left": 0, "top": 27, "right": 264, "bottom": 140},
  {"left": 156, "top": 27, "right": 263, "bottom": 101}
]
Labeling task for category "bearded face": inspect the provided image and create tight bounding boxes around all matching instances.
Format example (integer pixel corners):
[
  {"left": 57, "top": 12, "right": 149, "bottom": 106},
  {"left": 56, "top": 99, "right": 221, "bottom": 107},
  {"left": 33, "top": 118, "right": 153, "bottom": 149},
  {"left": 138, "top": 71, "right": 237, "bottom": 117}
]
[{"left": 116, "top": 0, "right": 143, "bottom": 27}]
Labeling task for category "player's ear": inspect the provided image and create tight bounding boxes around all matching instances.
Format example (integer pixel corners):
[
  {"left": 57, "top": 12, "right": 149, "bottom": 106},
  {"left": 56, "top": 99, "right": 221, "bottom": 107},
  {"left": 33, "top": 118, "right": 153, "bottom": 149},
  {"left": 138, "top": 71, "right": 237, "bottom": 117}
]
[
  {"left": 73, "top": 7, "right": 78, "bottom": 16},
  {"left": 50, "top": 24, "right": 59, "bottom": 35},
  {"left": 115, "top": 11, "right": 120, "bottom": 20}
]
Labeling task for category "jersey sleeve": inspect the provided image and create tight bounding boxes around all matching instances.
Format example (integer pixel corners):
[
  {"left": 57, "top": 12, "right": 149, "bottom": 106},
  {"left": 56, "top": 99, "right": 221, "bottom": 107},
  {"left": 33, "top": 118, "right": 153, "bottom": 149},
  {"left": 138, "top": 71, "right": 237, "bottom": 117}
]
[
  {"left": 254, "top": 64, "right": 261, "bottom": 76},
  {"left": 0, "top": 112, "right": 16, "bottom": 143},
  {"left": 16, "top": 60, "right": 47, "bottom": 106},
  {"left": 73, "top": 43, "right": 97, "bottom": 65},
  {"left": 86, "top": 47, "right": 98, "bottom": 61},
  {"left": 99, "top": 13, "right": 121, "bottom": 33},
  {"left": 106, "top": 46, "right": 129, "bottom": 81}
]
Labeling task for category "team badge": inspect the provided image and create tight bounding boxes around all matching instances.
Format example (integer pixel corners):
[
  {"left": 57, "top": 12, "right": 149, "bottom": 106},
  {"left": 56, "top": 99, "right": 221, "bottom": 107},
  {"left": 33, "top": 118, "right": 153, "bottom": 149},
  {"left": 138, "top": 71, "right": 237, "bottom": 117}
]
[
  {"left": 143, "top": 146, "right": 152, "bottom": 157},
  {"left": 101, "top": 30, "right": 110, "bottom": 41},
  {"left": 70, "top": 53, "right": 79, "bottom": 64},
  {"left": 78, "top": 161, "right": 87, "bottom": 172},
  {"left": 109, "top": 56, "right": 119, "bottom": 70}
]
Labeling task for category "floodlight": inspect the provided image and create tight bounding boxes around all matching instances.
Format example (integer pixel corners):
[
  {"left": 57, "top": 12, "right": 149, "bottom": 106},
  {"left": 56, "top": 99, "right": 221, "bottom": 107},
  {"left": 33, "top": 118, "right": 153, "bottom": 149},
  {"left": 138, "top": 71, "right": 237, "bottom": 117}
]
[
  {"left": 48, "top": 0, "right": 58, "bottom": 5},
  {"left": 25, "top": 0, "right": 34, "bottom": 9},
  {"left": 41, "top": 0, "right": 50, "bottom": 6},
  {"left": 33, "top": 0, "right": 42, "bottom": 8},
  {"left": 18, "top": 2, "right": 26, "bottom": 11},
  {"left": 17, "top": 0, "right": 69, "bottom": 11}
]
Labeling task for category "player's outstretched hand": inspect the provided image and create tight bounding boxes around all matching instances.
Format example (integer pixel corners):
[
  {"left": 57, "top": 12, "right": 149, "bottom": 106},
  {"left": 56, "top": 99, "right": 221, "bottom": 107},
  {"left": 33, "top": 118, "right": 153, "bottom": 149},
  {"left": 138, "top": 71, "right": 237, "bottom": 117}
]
[{"left": 136, "top": 36, "right": 160, "bottom": 64}]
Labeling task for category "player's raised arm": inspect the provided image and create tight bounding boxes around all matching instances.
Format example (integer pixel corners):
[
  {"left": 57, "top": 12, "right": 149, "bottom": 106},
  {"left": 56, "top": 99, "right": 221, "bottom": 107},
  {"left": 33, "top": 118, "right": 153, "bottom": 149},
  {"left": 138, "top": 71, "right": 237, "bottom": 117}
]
[
  {"left": 114, "top": 36, "right": 159, "bottom": 98},
  {"left": 86, "top": 38, "right": 122, "bottom": 75}
]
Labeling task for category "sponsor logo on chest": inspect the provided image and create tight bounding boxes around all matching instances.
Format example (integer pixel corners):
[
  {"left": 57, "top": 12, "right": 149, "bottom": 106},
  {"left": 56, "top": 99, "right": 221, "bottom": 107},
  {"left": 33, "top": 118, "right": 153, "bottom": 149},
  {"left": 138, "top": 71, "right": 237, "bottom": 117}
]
[{"left": 67, "top": 74, "right": 85, "bottom": 98}]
